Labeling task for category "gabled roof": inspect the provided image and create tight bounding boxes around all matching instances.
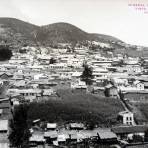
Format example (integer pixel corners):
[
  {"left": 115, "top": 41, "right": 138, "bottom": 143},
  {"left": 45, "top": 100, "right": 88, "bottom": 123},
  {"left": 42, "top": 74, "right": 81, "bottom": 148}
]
[
  {"left": 0, "top": 72, "right": 12, "bottom": 77},
  {"left": 97, "top": 129, "right": 117, "bottom": 139},
  {"left": 118, "top": 111, "right": 133, "bottom": 116}
]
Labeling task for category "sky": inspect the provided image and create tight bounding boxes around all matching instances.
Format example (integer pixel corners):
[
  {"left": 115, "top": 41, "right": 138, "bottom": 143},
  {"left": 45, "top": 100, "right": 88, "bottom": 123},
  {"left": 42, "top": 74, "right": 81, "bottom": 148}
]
[{"left": 0, "top": 0, "right": 148, "bottom": 46}]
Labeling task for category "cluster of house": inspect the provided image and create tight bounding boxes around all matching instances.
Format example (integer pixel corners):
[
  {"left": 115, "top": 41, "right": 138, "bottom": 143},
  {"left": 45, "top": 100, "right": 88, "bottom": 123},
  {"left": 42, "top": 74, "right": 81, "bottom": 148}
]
[
  {"left": 1, "top": 45, "right": 148, "bottom": 147},
  {"left": 27, "top": 121, "right": 148, "bottom": 147},
  {"left": 1, "top": 46, "right": 148, "bottom": 97},
  {"left": 29, "top": 121, "right": 117, "bottom": 147},
  {"left": 7, "top": 47, "right": 148, "bottom": 94},
  {"left": 0, "top": 118, "right": 148, "bottom": 147}
]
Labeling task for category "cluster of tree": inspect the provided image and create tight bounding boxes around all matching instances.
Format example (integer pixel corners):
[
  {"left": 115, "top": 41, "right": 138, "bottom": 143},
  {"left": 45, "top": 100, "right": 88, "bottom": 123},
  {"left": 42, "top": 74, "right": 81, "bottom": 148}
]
[
  {"left": 81, "top": 64, "right": 93, "bottom": 85},
  {"left": 9, "top": 104, "right": 31, "bottom": 148},
  {"left": 26, "top": 89, "right": 123, "bottom": 127},
  {"left": 0, "top": 45, "right": 12, "bottom": 61},
  {"left": 27, "top": 100, "right": 105, "bottom": 125},
  {"left": 104, "top": 88, "right": 110, "bottom": 97}
]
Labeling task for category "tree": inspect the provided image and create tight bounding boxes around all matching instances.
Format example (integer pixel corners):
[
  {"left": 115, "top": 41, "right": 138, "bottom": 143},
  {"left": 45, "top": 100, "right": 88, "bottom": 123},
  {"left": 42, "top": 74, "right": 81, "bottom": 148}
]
[
  {"left": 119, "top": 90, "right": 124, "bottom": 100},
  {"left": 104, "top": 88, "right": 110, "bottom": 97},
  {"left": 49, "top": 57, "right": 56, "bottom": 64},
  {"left": 81, "top": 64, "right": 93, "bottom": 85},
  {"left": 9, "top": 104, "right": 31, "bottom": 148},
  {"left": 0, "top": 45, "right": 12, "bottom": 61}
]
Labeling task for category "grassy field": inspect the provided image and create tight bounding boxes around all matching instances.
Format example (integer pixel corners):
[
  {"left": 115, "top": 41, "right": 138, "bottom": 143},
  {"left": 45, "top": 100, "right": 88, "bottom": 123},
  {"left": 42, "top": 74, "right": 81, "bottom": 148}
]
[
  {"left": 123, "top": 93, "right": 148, "bottom": 124},
  {"left": 137, "top": 103, "right": 148, "bottom": 123},
  {"left": 27, "top": 89, "right": 124, "bottom": 127},
  {"left": 128, "top": 102, "right": 148, "bottom": 124}
]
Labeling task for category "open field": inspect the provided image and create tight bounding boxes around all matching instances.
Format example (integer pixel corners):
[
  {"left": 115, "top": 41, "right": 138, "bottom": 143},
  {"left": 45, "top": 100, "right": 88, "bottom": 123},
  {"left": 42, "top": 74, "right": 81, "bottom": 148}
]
[
  {"left": 137, "top": 103, "right": 148, "bottom": 123},
  {"left": 140, "top": 104, "right": 148, "bottom": 119},
  {"left": 124, "top": 92, "right": 148, "bottom": 124},
  {"left": 27, "top": 89, "right": 124, "bottom": 127},
  {"left": 127, "top": 102, "right": 148, "bottom": 124}
]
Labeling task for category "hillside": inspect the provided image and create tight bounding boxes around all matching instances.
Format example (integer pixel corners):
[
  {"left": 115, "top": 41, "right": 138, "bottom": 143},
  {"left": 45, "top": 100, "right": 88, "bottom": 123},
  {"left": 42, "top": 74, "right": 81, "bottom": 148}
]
[
  {"left": 91, "top": 33, "right": 123, "bottom": 43},
  {"left": 36, "top": 22, "right": 91, "bottom": 45},
  {"left": 0, "top": 17, "right": 38, "bottom": 46},
  {"left": 37, "top": 22, "right": 123, "bottom": 45},
  {"left": 0, "top": 18, "right": 123, "bottom": 47}
]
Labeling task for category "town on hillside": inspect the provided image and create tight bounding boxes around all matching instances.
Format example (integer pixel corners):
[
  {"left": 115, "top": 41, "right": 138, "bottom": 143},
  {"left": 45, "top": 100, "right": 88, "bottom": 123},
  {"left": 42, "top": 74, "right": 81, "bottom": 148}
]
[{"left": 0, "top": 41, "right": 148, "bottom": 148}]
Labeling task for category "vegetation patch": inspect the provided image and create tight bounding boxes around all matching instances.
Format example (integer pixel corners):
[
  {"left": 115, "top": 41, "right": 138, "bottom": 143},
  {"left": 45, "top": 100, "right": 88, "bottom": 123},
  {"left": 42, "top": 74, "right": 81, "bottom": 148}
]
[
  {"left": 27, "top": 89, "right": 124, "bottom": 127},
  {"left": 0, "top": 45, "right": 12, "bottom": 61},
  {"left": 138, "top": 103, "right": 148, "bottom": 122}
]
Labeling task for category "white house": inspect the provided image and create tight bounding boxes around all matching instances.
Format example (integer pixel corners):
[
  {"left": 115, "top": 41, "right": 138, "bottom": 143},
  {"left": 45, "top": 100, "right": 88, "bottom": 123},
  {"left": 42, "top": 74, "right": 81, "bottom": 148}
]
[
  {"left": 34, "top": 74, "right": 49, "bottom": 80},
  {"left": 47, "top": 123, "right": 57, "bottom": 130},
  {"left": 118, "top": 111, "right": 135, "bottom": 126},
  {"left": 133, "top": 80, "right": 144, "bottom": 90}
]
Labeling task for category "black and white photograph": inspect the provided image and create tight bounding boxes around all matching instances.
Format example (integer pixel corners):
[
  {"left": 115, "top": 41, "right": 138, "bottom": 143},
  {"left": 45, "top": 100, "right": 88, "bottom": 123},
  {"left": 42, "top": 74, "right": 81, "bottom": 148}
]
[{"left": 0, "top": 0, "right": 148, "bottom": 147}]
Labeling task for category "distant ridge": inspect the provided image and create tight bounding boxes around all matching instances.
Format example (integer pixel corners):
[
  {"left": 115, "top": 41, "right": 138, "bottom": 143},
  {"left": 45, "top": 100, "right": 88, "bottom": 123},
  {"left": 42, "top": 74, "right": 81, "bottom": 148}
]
[
  {"left": 91, "top": 33, "right": 123, "bottom": 43},
  {"left": 36, "top": 22, "right": 90, "bottom": 45},
  {"left": 0, "top": 17, "right": 122, "bottom": 46}
]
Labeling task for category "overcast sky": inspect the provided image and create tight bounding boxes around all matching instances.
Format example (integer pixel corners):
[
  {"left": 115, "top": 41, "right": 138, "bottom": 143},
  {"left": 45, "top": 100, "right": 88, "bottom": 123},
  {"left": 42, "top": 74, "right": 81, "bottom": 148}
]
[{"left": 0, "top": 0, "right": 148, "bottom": 46}]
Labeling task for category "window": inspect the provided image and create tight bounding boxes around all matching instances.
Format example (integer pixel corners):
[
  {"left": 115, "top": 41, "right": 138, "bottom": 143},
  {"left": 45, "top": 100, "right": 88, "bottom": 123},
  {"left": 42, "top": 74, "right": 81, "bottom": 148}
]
[{"left": 126, "top": 122, "right": 130, "bottom": 125}]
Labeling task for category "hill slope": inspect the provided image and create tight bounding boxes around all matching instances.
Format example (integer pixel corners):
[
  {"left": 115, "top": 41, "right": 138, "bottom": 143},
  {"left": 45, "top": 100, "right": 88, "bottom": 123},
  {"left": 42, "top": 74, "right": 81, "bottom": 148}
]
[
  {"left": 0, "top": 17, "right": 38, "bottom": 45},
  {"left": 91, "top": 33, "right": 123, "bottom": 43},
  {"left": 0, "top": 18, "right": 122, "bottom": 46},
  {"left": 37, "top": 22, "right": 123, "bottom": 45},
  {"left": 36, "top": 22, "right": 91, "bottom": 45}
]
